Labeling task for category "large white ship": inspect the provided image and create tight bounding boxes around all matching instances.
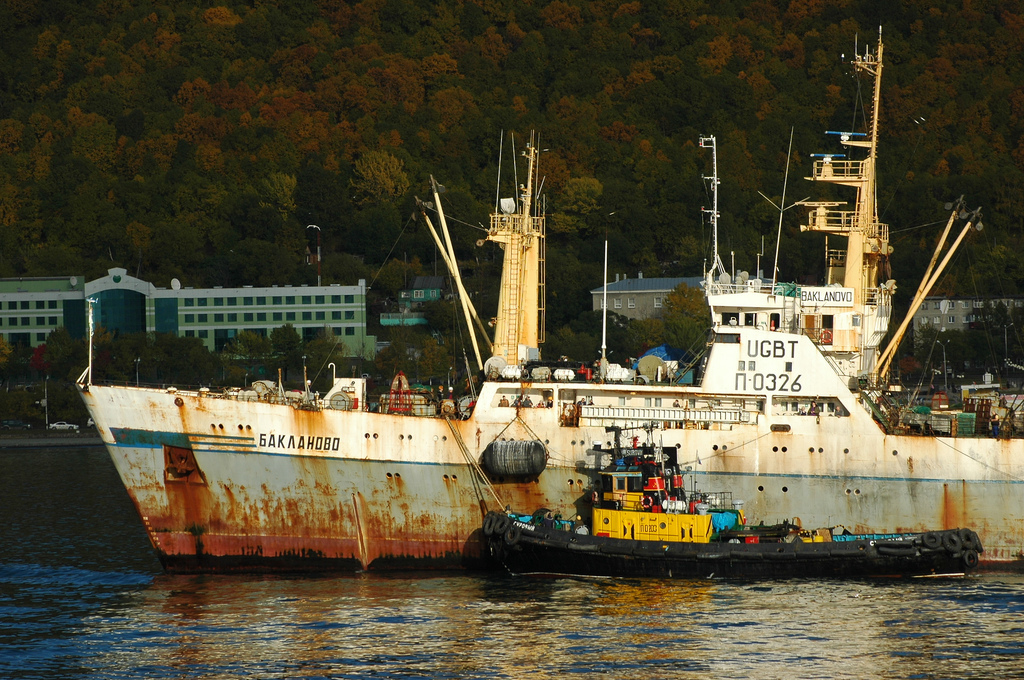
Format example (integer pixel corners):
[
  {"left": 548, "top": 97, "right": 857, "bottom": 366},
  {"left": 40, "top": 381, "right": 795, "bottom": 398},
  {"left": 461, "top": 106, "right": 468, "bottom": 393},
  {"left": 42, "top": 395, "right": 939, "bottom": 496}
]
[{"left": 79, "top": 36, "right": 1023, "bottom": 572}]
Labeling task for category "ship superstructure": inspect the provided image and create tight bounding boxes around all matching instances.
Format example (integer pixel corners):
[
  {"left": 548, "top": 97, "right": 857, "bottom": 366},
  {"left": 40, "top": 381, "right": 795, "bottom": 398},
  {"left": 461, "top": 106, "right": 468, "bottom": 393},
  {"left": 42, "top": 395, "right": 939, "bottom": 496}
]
[{"left": 79, "top": 36, "right": 1024, "bottom": 573}]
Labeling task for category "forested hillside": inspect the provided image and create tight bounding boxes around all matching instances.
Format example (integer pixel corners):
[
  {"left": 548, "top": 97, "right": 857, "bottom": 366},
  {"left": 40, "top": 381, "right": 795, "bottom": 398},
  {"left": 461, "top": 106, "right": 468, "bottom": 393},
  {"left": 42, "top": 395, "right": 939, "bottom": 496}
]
[{"left": 3, "top": 0, "right": 1024, "bottom": 358}]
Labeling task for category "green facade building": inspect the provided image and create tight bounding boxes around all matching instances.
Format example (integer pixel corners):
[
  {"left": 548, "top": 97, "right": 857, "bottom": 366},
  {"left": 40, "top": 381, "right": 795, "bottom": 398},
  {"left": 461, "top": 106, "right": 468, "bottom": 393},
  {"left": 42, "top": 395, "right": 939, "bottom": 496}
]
[{"left": 0, "top": 268, "right": 375, "bottom": 358}]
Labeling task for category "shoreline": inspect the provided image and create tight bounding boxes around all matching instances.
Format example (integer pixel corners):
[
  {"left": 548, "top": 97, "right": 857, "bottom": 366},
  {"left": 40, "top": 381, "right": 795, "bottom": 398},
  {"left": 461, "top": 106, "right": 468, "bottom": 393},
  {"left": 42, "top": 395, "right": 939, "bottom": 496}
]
[{"left": 0, "top": 431, "right": 104, "bottom": 449}]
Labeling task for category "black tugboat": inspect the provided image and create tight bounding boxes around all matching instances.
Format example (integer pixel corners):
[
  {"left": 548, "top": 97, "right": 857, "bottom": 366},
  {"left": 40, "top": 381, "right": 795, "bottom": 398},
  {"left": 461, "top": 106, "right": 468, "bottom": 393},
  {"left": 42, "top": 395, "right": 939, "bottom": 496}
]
[{"left": 483, "top": 440, "right": 982, "bottom": 579}]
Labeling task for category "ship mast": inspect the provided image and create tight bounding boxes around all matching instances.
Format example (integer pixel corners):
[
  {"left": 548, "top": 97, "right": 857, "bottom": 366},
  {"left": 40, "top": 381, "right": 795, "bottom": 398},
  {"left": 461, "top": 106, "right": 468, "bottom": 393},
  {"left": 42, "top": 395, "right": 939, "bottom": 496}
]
[
  {"left": 801, "top": 31, "right": 891, "bottom": 374},
  {"left": 699, "top": 136, "right": 725, "bottom": 284},
  {"left": 486, "top": 133, "right": 546, "bottom": 366}
]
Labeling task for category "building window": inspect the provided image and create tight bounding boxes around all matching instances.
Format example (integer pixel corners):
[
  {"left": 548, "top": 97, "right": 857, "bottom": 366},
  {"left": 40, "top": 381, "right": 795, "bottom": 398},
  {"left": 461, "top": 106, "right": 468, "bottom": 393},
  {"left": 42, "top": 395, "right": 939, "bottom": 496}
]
[
  {"left": 227, "top": 313, "right": 237, "bottom": 322},
  {"left": 302, "top": 295, "right": 311, "bottom": 304},
  {"left": 627, "top": 298, "right": 635, "bottom": 308},
  {"left": 344, "top": 295, "right": 354, "bottom": 303},
  {"left": 214, "top": 298, "right": 224, "bottom": 306},
  {"left": 286, "top": 296, "right": 295, "bottom": 304},
  {"left": 273, "top": 296, "right": 282, "bottom": 304},
  {"left": 244, "top": 297, "right": 253, "bottom": 306},
  {"left": 345, "top": 311, "right": 354, "bottom": 320},
  {"left": 184, "top": 298, "right": 194, "bottom": 307},
  {"left": 35, "top": 301, "right": 45, "bottom": 309},
  {"left": 214, "top": 313, "right": 224, "bottom": 322},
  {"left": 302, "top": 312, "right": 312, "bottom": 321},
  {"left": 21, "top": 317, "right": 29, "bottom": 325},
  {"left": 614, "top": 298, "right": 622, "bottom": 309},
  {"left": 244, "top": 313, "right": 254, "bottom": 322},
  {"left": 185, "top": 330, "right": 194, "bottom": 337},
  {"left": 48, "top": 300, "right": 57, "bottom": 309},
  {"left": 185, "top": 314, "right": 194, "bottom": 323},
  {"left": 273, "top": 312, "right": 282, "bottom": 321},
  {"left": 198, "top": 314, "right": 208, "bottom": 322},
  {"left": 933, "top": 316, "right": 940, "bottom": 324},
  {"left": 227, "top": 297, "right": 237, "bottom": 305},
  {"left": 286, "top": 312, "right": 295, "bottom": 321},
  {"left": 37, "top": 333, "right": 46, "bottom": 341},
  {"left": 257, "top": 313, "right": 266, "bottom": 321},
  {"left": 414, "top": 290, "right": 424, "bottom": 299},
  {"left": 315, "top": 311, "right": 325, "bottom": 321},
  {"left": 345, "top": 327, "right": 355, "bottom": 336},
  {"left": 198, "top": 330, "right": 208, "bottom": 338},
  {"left": 20, "top": 301, "right": 29, "bottom": 309},
  {"left": 332, "top": 311, "right": 341, "bottom": 320},
  {"left": 198, "top": 298, "right": 207, "bottom": 307},
  {"left": 948, "top": 316, "right": 956, "bottom": 324},
  {"left": 961, "top": 301, "right": 969, "bottom": 309},
  {"left": 6, "top": 302, "right": 15, "bottom": 310},
  {"left": 36, "top": 317, "right": 45, "bottom": 325},
  {"left": 654, "top": 297, "right": 662, "bottom": 308},
  {"left": 8, "top": 318, "right": 16, "bottom": 326},
  {"left": 315, "top": 295, "right": 324, "bottom": 304},
  {"left": 257, "top": 296, "right": 266, "bottom": 305},
  {"left": 331, "top": 295, "right": 341, "bottom": 304},
  {"left": 48, "top": 317, "right": 57, "bottom": 325}
]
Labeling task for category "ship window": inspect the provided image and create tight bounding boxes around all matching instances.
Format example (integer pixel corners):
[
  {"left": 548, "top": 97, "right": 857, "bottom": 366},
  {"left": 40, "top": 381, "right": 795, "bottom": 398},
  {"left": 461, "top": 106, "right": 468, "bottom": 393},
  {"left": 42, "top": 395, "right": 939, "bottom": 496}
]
[
  {"left": 744, "top": 313, "right": 755, "bottom": 326},
  {"left": 722, "top": 312, "right": 738, "bottom": 326},
  {"left": 616, "top": 477, "right": 626, "bottom": 491},
  {"left": 716, "top": 333, "right": 740, "bottom": 343},
  {"left": 627, "top": 477, "right": 642, "bottom": 492},
  {"left": 618, "top": 397, "right": 626, "bottom": 406},
  {"left": 769, "top": 313, "right": 780, "bottom": 330},
  {"left": 644, "top": 398, "right": 652, "bottom": 407},
  {"left": 852, "top": 314, "right": 861, "bottom": 327}
]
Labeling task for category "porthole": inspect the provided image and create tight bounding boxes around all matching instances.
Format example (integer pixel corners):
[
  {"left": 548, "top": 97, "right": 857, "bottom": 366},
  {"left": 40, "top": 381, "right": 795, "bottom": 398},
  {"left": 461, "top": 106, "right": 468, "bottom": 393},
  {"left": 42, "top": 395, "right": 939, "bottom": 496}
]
[
  {"left": 373, "top": 433, "right": 378, "bottom": 439},
  {"left": 452, "top": 475, "right": 457, "bottom": 481},
  {"left": 817, "top": 447, "right": 823, "bottom": 453},
  {"left": 891, "top": 450, "right": 898, "bottom": 456},
  {"left": 395, "top": 473, "right": 401, "bottom": 479},
  {"left": 238, "top": 424, "right": 244, "bottom": 431},
  {"left": 722, "top": 445, "right": 728, "bottom": 451},
  {"left": 659, "top": 522, "right": 667, "bottom": 530},
  {"left": 603, "top": 517, "right": 610, "bottom": 525},
  {"left": 808, "top": 447, "right": 815, "bottom": 453},
  {"left": 854, "top": 488, "right": 860, "bottom": 495},
  {"left": 442, "top": 436, "right": 447, "bottom": 441},
  {"left": 712, "top": 444, "right": 719, "bottom": 451},
  {"left": 782, "top": 486, "right": 789, "bottom": 493},
  {"left": 757, "top": 486, "right": 764, "bottom": 492},
  {"left": 844, "top": 448, "right": 849, "bottom": 454},
  {"left": 387, "top": 473, "right": 393, "bottom": 479},
  {"left": 781, "top": 447, "right": 788, "bottom": 452},
  {"left": 568, "top": 479, "right": 575, "bottom": 486},
  {"left": 365, "top": 433, "right": 370, "bottom": 438},
  {"left": 443, "top": 474, "right": 449, "bottom": 480},
  {"left": 400, "top": 434, "right": 405, "bottom": 440},
  {"left": 773, "top": 446, "right": 779, "bottom": 452},
  {"left": 845, "top": 488, "right": 851, "bottom": 495}
]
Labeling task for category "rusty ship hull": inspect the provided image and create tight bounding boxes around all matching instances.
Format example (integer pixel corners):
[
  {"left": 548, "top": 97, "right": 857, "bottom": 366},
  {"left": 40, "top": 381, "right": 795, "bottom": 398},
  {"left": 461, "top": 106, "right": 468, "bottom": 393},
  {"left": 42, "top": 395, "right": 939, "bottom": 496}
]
[{"left": 80, "top": 370, "right": 1024, "bottom": 573}]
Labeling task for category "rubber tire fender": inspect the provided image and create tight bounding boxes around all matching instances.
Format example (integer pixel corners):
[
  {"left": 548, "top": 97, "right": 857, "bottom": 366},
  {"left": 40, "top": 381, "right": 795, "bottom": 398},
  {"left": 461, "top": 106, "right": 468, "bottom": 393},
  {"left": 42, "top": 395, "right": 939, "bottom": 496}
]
[
  {"left": 493, "top": 514, "right": 511, "bottom": 535},
  {"left": 943, "top": 531, "right": 963, "bottom": 554},
  {"left": 482, "top": 513, "right": 497, "bottom": 537},
  {"left": 504, "top": 525, "right": 523, "bottom": 546},
  {"left": 962, "top": 549, "right": 980, "bottom": 569},
  {"left": 922, "top": 532, "right": 942, "bottom": 550}
]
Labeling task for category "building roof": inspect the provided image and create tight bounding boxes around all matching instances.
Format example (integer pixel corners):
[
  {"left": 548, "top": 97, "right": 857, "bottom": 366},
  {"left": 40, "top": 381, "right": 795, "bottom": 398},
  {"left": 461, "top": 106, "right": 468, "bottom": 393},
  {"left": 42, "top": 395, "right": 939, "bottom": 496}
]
[
  {"left": 411, "top": 276, "right": 446, "bottom": 290},
  {"left": 590, "top": 276, "right": 702, "bottom": 295}
]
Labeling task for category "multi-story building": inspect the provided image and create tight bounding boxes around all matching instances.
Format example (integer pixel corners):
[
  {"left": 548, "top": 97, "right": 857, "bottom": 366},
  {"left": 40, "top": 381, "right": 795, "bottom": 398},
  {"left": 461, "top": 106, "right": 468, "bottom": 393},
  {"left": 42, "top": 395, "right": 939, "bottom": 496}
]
[
  {"left": 590, "top": 274, "right": 703, "bottom": 321},
  {"left": 0, "top": 268, "right": 375, "bottom": 357},
  {"left": 911, "top": 295, "right": 1024, "bottom": 334}
]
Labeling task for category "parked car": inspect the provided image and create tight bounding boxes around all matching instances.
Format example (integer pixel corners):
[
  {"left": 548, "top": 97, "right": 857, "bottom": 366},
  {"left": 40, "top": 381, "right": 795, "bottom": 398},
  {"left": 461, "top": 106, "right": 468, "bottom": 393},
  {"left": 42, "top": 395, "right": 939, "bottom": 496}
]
[
  {"left": 1, "top": 419, "right": 31, "bottom": 430},
  {"left": 48, "top": 421, "right": 79, "bottom": 431}
]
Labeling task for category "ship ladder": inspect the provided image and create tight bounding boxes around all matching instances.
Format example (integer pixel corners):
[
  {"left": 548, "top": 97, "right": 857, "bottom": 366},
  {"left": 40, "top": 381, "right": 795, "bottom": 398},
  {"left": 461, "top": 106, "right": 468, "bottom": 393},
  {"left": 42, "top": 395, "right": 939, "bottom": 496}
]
[{"left": 443, "top": 416, "right": 506, "bottom": 512}]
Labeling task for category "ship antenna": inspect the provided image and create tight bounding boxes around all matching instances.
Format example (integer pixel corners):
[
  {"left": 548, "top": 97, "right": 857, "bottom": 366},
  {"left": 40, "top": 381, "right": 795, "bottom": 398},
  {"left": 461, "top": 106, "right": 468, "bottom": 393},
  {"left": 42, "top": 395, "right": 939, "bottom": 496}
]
[
  {"left": 600, "top": 234, "right": 609, "bottom": 383},
  {"left": 772, "top": 127, "right": 794, "bottom": 287},
  {"left": 699, "top": 136, "right": 725, "bottom": 282},
  {"left": 494, "top": 130, "right": 504, "bottom": 213}
]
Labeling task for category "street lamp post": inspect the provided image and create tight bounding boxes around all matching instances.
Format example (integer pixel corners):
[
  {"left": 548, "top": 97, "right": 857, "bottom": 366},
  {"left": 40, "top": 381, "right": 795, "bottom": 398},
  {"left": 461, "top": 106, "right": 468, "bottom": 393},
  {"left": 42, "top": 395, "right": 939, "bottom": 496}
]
[
  {"left": 135, "top": 357, "right": 140, "bottom": 387},
  {"left": 307, "top": 224, "right": 321, "bottom": 286}
]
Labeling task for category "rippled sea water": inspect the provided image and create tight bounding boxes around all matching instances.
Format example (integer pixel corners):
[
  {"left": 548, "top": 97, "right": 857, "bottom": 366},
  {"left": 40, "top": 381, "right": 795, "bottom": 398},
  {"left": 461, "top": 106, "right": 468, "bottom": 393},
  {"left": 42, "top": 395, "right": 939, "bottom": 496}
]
[{"left": 2, "top": 446, "right": 1024, "bottom": 679}]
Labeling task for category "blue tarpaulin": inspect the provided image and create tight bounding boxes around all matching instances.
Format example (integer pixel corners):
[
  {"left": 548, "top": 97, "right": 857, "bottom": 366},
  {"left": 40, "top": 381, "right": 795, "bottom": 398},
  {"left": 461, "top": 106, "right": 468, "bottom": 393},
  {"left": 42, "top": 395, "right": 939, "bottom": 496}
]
[{"left": 632, "top": 344, "right": 687, "bottom": 370}]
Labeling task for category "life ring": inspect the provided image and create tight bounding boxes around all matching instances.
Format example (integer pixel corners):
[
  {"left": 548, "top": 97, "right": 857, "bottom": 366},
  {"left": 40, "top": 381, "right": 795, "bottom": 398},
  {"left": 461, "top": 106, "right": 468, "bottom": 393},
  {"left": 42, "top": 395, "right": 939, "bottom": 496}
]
[
  {"left": 493, "top": 514, "right": 511, "bottom": 535},
  {"left": 942, "top": 531, "right": 963, "bottom": 554},
  {"left": 922, "top": 532, "right": 942, "bottom": 550},
  {"left": 641, "top": 495, "right": 652, "bottom": 510},
  {"left": 820, "top": 329, "right": 833, "bottom": 344},
  {"left": 482, "top": 513, "right": 496, "bottom": 537},
  {"left": 962, "top": 549, "right": 980, "bottom": 569},
  {"left": 504, "top": 525, "right": 522, "bottom": 546}
]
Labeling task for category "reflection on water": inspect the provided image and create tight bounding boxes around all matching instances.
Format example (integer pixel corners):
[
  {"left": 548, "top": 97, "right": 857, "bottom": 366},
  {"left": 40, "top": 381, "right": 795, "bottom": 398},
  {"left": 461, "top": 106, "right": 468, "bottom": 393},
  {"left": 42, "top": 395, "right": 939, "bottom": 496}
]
[{"left": 2, "top": 447, "right": 1024, "bottom": 679}]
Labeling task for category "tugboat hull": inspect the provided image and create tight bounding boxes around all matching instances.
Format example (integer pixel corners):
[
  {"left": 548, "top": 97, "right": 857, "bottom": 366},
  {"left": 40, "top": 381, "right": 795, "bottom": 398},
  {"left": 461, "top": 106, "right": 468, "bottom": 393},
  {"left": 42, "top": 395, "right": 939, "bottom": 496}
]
[{"left": 486, "top": 515, "right": 982, "bottom": 579}]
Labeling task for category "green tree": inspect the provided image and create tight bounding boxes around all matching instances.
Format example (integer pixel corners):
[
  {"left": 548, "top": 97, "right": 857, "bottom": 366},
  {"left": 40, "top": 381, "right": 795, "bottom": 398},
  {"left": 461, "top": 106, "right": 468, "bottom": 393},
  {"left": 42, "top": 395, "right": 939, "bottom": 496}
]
[{"left": 226, "top": 330, "right": 273, "bottom": 382}]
